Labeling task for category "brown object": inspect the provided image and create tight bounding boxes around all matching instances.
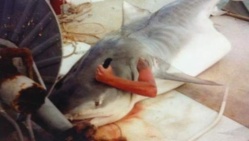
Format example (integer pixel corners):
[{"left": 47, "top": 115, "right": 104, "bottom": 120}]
[
  {"left": 0, "top": 47, "right": 46, "bottom": 113},
  {"left": 224, "top": 11, "right": 249, "bottom": 22},
  {"left": 223, "top": 0, "right": 249, "bottom": 22}
]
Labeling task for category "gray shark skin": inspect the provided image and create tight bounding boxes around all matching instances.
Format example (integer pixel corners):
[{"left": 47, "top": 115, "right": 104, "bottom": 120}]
[{"left": 49, "top": 0, "right": 225, "bottom": 127}]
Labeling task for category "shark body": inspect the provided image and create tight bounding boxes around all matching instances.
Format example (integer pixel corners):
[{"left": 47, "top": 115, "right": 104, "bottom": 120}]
[{"left": 49, "top": 0, "right": 230, "bottom": 126}]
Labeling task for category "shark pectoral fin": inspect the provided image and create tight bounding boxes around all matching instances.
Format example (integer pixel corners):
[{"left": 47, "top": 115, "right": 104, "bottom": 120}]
[
  {"left": 156, "top": 72, "right": 221, "bottom": 86},
  {"left": 151, "top": 57, "right": 221, "bottom": 86},
  {"left": 122, "top": 1, "right": 151, "bottom": 26}
]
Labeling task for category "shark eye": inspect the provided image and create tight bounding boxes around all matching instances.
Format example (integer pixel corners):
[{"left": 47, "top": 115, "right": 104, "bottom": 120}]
[{"left": 103, "top": 58, "right": 113, "bottom": 68}]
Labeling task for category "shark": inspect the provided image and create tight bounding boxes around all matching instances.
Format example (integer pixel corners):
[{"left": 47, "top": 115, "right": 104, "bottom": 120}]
[{"left": 48, "top": 0, "right": 231, "bottom": 128}]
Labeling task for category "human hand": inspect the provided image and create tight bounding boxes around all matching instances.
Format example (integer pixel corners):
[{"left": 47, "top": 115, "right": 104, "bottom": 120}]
[
  {"left": 95, "top": 65, "right": 115, "bottom": 83},
  {"left": 137, "top": 58, "right": 150, "bottom": 72}
]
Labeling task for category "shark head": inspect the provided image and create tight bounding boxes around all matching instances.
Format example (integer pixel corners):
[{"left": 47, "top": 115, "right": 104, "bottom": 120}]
[{"left": 49, "top": 36, "right": 150, "bottom": 121}]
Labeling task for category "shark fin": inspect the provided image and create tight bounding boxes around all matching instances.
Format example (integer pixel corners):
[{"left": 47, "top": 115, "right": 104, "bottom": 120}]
[
  {"left": 151, "top": 57, "right": 221, "bottom": 86},
  {"left": 122, "top": 1, "right": 151, "bottom": 26},
  {"left": 156, "top": 71, "right": 221, "bottom": 86}
]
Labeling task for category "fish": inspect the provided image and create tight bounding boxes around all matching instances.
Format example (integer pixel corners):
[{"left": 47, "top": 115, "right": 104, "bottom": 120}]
[{"left": 49, "top": 0, "right": 230, "bottom": 127}]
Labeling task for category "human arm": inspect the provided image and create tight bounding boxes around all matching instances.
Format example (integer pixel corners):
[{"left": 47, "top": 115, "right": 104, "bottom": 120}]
[{"left": 95, "top": 58, "right": 157, "bottom": 97}]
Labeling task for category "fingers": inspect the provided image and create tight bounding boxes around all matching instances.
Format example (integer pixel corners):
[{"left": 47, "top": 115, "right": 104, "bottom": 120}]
[
  {"left": 96, "top": 65, "right": 103, "bottom": 76},
  {"left": 95, "top": 65, "right": 112, "bottom": 80},
  {"left": 137, "top": 58, "right": 150, "bottom": 71},
  {"left": 97, "top": 65, "right": 107, "bottom": 73}
]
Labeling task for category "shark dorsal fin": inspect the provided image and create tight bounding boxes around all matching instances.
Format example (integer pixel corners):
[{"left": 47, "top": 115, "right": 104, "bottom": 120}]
[{"left": 122, "top": 1, "right": 151, "bottom": 26}]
